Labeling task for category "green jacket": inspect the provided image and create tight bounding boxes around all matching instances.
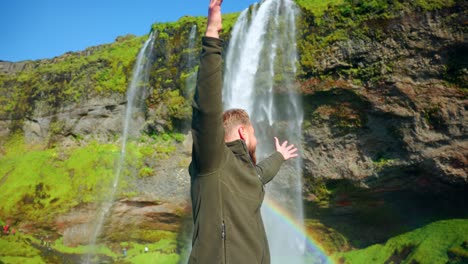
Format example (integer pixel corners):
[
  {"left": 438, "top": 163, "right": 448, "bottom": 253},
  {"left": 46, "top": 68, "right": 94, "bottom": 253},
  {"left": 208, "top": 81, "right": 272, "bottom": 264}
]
[{"left": 188, "top": 37, "right": 285, "bottom": 264}]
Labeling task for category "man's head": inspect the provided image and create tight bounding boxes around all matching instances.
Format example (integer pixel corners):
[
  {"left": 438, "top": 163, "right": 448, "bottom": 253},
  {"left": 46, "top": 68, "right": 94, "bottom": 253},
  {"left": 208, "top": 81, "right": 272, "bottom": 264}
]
[{"left": 223, "top": 108, "right": 257, "bottom": 164}]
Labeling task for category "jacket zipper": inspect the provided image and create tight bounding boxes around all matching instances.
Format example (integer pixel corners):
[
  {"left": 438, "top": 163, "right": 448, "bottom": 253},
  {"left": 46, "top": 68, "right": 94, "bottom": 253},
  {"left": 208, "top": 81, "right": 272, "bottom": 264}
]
[
  {"left": 221, "top": 221, "right": 226, "bottom": 239},
  {"left": 222, "top": 221, "right": 227, "bottom": 263}
]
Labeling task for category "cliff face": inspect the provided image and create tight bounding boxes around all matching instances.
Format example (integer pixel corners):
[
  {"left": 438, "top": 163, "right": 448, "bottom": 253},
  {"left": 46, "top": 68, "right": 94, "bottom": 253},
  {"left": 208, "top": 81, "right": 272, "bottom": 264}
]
[
  {"left": 0, "top": 0, "right": 466, "bottom": 260},
  {"left": 300, "top": 4, "right": 467, "bottom": 186},
  {"left": 0, "top": 36, "right": 144, "bottom": 146}
]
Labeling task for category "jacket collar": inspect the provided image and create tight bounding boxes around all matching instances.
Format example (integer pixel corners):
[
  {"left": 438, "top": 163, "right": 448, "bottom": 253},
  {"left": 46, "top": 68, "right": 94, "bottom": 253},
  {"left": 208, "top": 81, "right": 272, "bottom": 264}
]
[{"left": 226, "top": 139, "right": 249, "bottom": 156}]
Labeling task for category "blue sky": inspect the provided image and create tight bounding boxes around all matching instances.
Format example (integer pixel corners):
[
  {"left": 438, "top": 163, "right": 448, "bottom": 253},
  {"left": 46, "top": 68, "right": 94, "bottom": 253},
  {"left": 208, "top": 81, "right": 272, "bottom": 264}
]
[{"left": 1, "top": 0, "right": 259, "bottom": 62}]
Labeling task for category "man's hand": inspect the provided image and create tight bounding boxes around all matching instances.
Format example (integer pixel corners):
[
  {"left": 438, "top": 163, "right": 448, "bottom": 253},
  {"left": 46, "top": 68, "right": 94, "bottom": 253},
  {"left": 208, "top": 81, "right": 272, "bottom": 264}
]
[
  {"left": 274, "top": 137, "right": 299, "bottom": 161},
  {"left": 206, "top": 0, "right": 223, "bottom": 38}
]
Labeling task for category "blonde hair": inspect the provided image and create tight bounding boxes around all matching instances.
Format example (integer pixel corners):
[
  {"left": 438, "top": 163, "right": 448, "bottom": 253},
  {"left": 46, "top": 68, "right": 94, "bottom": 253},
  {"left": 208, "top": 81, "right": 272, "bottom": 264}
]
[{"left": 223, "top": 108, "right": 251, "bottom": 138}]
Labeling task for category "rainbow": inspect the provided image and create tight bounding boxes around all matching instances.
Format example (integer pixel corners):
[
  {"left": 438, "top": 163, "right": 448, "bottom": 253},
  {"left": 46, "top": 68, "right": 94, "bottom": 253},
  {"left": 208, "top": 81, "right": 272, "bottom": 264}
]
[{"left": 263, "top": 198, "right": 335, "bottom": 264}]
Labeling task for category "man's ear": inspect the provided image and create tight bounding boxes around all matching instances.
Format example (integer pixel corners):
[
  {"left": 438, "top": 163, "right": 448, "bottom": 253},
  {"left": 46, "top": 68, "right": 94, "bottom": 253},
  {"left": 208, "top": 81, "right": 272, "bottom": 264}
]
[{"left": 238, "top": 126, "right": 246, "bottom": 140}]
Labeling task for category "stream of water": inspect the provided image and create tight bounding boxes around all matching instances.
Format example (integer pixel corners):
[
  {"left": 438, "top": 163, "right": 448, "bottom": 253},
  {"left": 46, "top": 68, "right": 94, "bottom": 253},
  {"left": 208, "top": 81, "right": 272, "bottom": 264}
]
[
  {"left": 83, "top": 32, "right": 156, "bottom": 264},
  {"left": 187, "top": 24, "right": 198, "bottom": 69},
  {"left": 185, "top": 24, "right": 198, "bottom": 97}
]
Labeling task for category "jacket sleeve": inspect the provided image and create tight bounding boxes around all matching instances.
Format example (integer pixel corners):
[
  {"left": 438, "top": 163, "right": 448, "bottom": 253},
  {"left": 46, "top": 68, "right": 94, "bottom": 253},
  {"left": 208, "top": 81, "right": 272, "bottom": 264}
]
[
  {"left": 256, "top": 152, "right": 285, "bottom": 185},
  {"left": 191, "top": 36, "right": 225, "bottom": 175}
]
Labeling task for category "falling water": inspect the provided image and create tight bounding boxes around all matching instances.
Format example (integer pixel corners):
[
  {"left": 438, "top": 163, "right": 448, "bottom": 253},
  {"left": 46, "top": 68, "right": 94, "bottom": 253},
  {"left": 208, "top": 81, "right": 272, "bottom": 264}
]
[
  {"left": 185, "top": 24, "right": 198, "bottom": 96},
  {"left": 223, "top": 0, "right": 324, "bottom": 263},
  {"left": 178, "top": 24, "right": 199, "bottom": 264},
  {"left": 83, "top": 32, "right": 156, "bottom": 264},
  {"left": 187, "top": 24, "right": 198, "bottom": 69}
]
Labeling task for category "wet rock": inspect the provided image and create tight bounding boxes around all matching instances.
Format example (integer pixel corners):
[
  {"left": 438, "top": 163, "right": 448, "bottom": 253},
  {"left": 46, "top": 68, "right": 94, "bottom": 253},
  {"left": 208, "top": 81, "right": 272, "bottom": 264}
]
[{"left": 55, "top": 196, "right": 185, "bottom": 247}]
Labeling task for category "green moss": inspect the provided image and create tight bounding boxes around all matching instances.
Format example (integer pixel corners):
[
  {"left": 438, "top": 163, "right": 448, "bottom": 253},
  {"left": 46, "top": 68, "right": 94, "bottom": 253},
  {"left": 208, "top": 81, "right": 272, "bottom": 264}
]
[
  {"left": 147, "top": 89, "right": 191, "bottom": 131},
  {"left": 372, "top": 157, "right": 399, "bottom": 171},
  {"left": 423, "top": 105, "right": 445, "bottom": 130},
  {"left": 333, "top": 219, "right": 468, "bottom": 264},
  {"left": 0, "top": 234, "right": 46, "bottom": 264},
  {"left": 411, "top": 0, "right": 456, "bottom": 10},
  {"left": 128, "top": 252, "right": 179, "bottom": 264},
  {"left": 448, "top": 243, "right": 468, "bottom": 263},
  {"left": 296, "top": 0, "right": 458, "bottom": 81},
  {"left": 138, "top": 144, "right": 155, "bottom": 159},
  {"left": 221, "top": 12, "right": 242, "bottom": 37},
  {"left": 151, "top": 134, "right": 178, "bottom": 155},
  {"left": 0, "top": 139, "right": 119, "bottom": 222},
  {"left": 295, "top": 0, "right": 345, "bottom": 24},
  {"left": 0, "top": 133, "right": 182, "bottom": 224},
  {"left": 0, "top": 256, "right": 46, "bottom": 264},
  {"left": 305, "top": 177, "right": 332, "bottom": 205},
  {"left": 132, "top": 230, "right": 177, "bottom": 245},
  {"left": 0, "top": 236, "right": 42, "bottom": 259},
  {"left": 116, "top": 238, "right": 180, "bottom": 264},
  {"left": 138, "top": 167, "right": 154, "bottom": 178},
  {"left": 318, "top": 29, "right": 349, "bottom": 47},
  {"left": 305, "top": 219, "right": 351, "bottom": 254},
  {"left": 52, "top": 237, "right": 117, "bottom": 257},
  {"left": 171, "top": 133, "right": 185, "bottom": 143},
  {"left": 163, "top": 90, "right": 191, "bottom": 120}
]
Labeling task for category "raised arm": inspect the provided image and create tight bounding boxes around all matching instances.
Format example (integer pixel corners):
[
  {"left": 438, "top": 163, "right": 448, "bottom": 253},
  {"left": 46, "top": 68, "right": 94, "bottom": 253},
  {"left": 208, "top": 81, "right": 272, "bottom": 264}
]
[{"left": 191, "top": 0, "right": 225, "bottom": 175}]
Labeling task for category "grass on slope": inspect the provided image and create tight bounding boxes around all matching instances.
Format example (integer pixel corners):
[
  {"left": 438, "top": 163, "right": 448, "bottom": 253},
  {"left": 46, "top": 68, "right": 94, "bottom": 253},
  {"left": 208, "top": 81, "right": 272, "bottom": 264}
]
[
  {"left": 0, "top": 234, "right": 45, "bottom": 264},
  {"left": 125, "top": 238, "right": 180, "bottom": 264},
  {"left": 51, "top": 236, "right": 180, "bottom": 264},
  {"left": 0, "top": 133, "right": 183, "bottom": 224},
  {"left": 0, "top": 138, "right": 117, "bottom": 223},
  {"left": 0, "top": 231, "right": 182, "bottom": 264},
  {"left": 295, "top": 0, "right": 344, "bottom": 23},
  {"left": 333, "top": 219, "right": 468, "bottom": 264}
]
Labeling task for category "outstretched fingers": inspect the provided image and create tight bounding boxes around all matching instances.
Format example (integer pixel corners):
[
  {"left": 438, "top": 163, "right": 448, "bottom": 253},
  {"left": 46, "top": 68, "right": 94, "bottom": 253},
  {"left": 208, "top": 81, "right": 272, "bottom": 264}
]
[
  {"left": 274, "top": 137, "right": 299, "bottom": 160},
  {"left": 289, "top": 147, "right": 299, "bottom": 158},
  {"left": 286, "top": 145, "right": 299, "bottom": 158}
]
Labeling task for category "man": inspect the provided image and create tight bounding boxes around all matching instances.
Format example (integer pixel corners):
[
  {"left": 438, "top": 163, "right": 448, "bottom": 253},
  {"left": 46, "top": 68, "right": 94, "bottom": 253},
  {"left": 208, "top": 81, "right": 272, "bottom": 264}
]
[{"left": 188, "top": 0, "right": 298, "bottom": 263}]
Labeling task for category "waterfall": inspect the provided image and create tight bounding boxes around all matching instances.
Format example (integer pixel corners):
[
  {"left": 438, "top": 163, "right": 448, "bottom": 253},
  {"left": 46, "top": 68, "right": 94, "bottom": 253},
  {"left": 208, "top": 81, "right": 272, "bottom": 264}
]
[
  {"left": 187, "top": 24, "right": 198, "bottom": 69},
  {"left": 223, "top": 0, "right": 320, "bottom": 263},
  {"left": 83, "top": 31, "right": 156, "bottom": 264},
  {"left": 185, "top": 24, "right": 198, "bottom": 97},
  {"left": 178, "top": 24, "right": 199, "bottom": 264}
]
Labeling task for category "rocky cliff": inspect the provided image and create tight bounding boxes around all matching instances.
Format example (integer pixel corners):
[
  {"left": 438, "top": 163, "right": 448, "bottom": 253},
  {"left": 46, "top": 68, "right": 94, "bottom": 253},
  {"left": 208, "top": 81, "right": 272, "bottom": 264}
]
[
  {"left": 296, "top": 0, "right": 467, "bottom": 252},
  {"left": 300, "top": 5, "right": 467, "bottom": 185}
]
